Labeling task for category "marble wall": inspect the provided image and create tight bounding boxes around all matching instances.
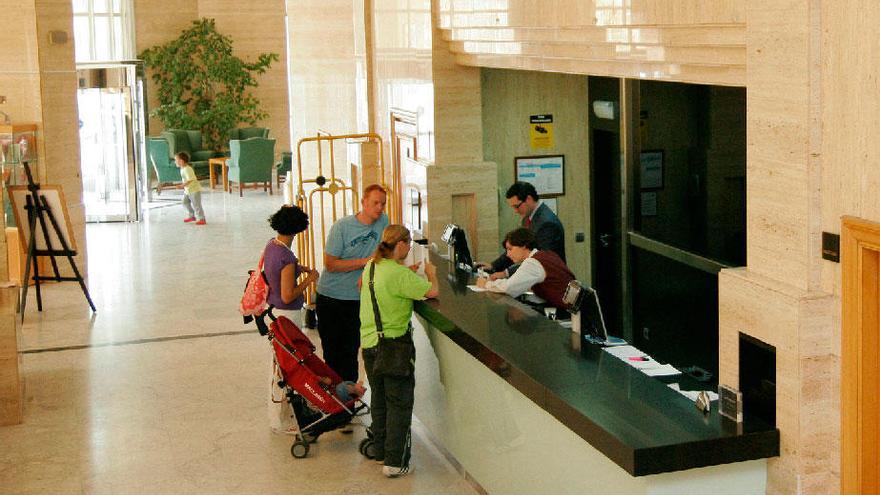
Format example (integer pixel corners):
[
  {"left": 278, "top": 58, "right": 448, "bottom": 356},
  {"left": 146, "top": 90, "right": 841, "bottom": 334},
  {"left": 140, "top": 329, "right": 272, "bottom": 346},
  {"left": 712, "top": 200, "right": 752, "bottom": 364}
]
[
  {"left": 820, "top": 2, "right": 880, "bottom": 292},
  {"left": 817, "top": 3, "right": 880, "bottom": 490},
  {"left": 199, "top": 0, "right": 289, "bottom": 157},
  {"left": 0, "top": 0, "right": 85, "bottom": 276},
  {"left": 481, "top": 68, "right": 590, "bottom": 282},
  {"left": 0, "top": 0, "right": 84, "bottom": 423},
  {"left": 430, "top": 2, "right": 840, "bottom": 494},
  {"left": 34, "top": 0, "right": 86, "bottom": 275},
  {"left": 133, "top": 0, "right": 198, "bottom": 135},
  {"left": 286, "top": 0, "right": 362, "bottom": 190},
  {"left": 135, "top": 0, "right": 290, "bottom": 157},
  {"left": 437, "top": 0, "right": 746, "bottom": 87}
]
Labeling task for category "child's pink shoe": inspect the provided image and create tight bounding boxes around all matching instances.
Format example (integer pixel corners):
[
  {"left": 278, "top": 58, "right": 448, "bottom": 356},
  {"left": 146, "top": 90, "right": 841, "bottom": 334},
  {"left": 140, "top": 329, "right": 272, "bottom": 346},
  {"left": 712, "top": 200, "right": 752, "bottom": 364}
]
[
  {"left": 195, "top": 219, "right": 206, "bottom": 225},
  {"left": 183, "top": 217, "right": 196, "bottom": 223}
]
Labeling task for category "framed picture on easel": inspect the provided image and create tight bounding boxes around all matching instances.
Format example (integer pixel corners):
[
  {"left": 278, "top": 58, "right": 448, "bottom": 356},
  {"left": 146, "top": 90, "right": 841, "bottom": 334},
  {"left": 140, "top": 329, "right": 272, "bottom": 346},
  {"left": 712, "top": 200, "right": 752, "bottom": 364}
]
[
  {"left": 5, "top": 161, "right": 95, "bottom": 319},
  {"left": 7, "top": 184, "right": 77, "bottom": 252}
]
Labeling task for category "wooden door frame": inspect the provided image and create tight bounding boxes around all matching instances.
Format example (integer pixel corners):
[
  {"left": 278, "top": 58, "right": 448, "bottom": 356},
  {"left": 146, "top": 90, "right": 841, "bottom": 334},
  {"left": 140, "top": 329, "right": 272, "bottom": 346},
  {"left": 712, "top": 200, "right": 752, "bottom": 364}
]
[{"left": 842, "top": 216, "right": 880, "bottom": 495}]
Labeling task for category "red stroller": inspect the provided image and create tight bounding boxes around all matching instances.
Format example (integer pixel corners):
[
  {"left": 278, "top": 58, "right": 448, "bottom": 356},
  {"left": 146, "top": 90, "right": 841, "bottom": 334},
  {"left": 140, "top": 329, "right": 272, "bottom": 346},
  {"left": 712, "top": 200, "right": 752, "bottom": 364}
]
[{"left": 268, "top": 315, "right": 369, "bottom": 458}]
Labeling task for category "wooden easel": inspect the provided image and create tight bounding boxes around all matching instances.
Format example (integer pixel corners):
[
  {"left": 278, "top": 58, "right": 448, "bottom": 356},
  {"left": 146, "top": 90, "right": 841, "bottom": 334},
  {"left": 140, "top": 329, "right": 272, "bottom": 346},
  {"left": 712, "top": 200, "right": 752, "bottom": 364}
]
[{"left": 18, "top": 161, "right": 95, "bottom": 321}]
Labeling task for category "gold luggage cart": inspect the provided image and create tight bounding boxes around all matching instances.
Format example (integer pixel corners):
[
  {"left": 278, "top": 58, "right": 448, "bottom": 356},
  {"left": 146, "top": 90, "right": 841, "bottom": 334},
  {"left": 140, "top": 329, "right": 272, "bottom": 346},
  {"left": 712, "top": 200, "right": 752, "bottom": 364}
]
[{"left": 291, "top": 132, "right": 400, "bottom": 325}]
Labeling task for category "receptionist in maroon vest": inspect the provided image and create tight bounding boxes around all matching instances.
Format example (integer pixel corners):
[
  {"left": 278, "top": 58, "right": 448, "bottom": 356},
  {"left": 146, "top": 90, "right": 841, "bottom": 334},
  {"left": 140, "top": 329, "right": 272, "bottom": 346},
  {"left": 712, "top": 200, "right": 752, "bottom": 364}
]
[{"left": 476, "top": 228, "right": 575, "bottom": 308}]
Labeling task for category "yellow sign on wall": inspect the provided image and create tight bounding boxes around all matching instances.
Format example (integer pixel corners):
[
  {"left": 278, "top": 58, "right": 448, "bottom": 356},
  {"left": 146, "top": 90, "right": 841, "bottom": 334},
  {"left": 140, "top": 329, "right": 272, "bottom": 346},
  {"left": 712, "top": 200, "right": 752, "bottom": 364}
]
[{"left": 529, "top": 114, "right": 554, "bottom": 149}]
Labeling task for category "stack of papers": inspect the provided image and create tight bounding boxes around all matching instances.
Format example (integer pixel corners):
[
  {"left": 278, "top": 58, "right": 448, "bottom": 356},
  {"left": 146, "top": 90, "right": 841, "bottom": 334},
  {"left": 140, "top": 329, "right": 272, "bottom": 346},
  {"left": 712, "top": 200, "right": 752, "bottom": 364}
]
[{"left": 602, "top": 345, "right": 681, "bottom": 377}]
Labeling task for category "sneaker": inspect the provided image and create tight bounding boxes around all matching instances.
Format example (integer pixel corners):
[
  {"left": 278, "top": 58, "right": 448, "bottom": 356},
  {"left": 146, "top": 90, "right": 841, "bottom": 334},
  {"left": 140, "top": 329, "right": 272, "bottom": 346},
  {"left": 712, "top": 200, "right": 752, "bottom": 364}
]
[
  {"left": 195, "top": 219, "right": 206, "bottom": 225},
  {"left": 382, "top": 465, "right": 412, "bottom": 478},
  {"left": 271, "top": 425, "right": 300, "bottom": 436},
  {"left": 183, "top": 217, "right": 196, "bottom": 223}
]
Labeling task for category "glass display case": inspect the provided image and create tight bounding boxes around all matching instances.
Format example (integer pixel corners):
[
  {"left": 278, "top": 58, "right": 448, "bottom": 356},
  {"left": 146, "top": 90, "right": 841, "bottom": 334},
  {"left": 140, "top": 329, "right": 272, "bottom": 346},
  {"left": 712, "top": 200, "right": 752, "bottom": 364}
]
[{"left": 0, "top": 123, "right": 39, "bottom": 227}]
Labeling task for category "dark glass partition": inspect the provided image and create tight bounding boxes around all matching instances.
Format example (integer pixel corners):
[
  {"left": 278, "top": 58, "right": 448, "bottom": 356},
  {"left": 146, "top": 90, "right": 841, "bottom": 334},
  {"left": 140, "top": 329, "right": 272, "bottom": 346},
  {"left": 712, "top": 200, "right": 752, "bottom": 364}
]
[{"left": 634, "top": 82, "right": 746, "bottom": 266}]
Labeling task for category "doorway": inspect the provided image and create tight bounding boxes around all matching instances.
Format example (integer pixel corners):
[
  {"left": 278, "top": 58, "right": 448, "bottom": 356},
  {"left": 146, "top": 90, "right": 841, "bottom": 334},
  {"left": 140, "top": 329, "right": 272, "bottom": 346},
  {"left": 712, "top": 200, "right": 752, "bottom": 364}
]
[
  {"left": 76, "top": 64, "right": 146, "bottom": 222},
  {"left": 591, "top": 128, "right": 622, "bottom": 335},
  {"left": 589, "top": 76, "right": 623, "bottom": 336}
]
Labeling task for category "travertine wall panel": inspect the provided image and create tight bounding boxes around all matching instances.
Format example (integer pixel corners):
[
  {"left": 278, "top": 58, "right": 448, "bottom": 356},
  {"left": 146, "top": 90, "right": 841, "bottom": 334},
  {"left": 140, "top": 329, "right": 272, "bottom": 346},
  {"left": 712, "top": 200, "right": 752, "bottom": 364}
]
[
  {"left": 431, "top": 4, "right": 482, "bottom": 166},
  {"left": 287, "top": 0, "right": 361, "bottom": 177},
  {"left": 373, "top": 0, "right": 435, "bottom": 165},
  {"left": 481, "top": 69, "right": 590, "bottom": 282},
  {"left": 200, "top": 0, "right": 289, "bottom": 157},
  {"left": 426, "top": 162, "right": 498, "bottom": 261},
  {"left": 439, "top": 0, "right": 745, "bottom": 28},
  {"left": 136, "top": 0, "right": 288, "bottom": 150},
  {"left": 437, "top": 1, "right": 747, "bottom": 86},
  {"left": 821, "top": 0, "right": 880, "bottom": 293},
  {"left": 134, "top": 0, "right": 198, "bottom": 134},
  {"left": 35, "top": 0, "right": 86, "bottom": 274},
  {"left": 719, "top": 268, "right": 836, "bottom": 495},
  {"left": 746, "top": 0, "right": 814, "bottom": 291}
]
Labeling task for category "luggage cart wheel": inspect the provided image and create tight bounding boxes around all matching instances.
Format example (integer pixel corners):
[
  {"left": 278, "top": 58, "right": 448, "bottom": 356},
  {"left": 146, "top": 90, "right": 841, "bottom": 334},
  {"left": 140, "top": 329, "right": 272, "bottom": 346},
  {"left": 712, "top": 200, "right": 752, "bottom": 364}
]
[{"left": 291, "top": 439, "right": 310, "bottom": 459}]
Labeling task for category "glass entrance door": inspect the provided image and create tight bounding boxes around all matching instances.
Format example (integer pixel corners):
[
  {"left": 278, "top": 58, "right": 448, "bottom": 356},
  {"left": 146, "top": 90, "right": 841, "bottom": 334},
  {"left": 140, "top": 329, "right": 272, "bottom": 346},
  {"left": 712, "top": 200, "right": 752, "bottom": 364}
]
[
  {"left": 77, "top": 64, "right": 143, "bottom": 222},
  {"left": 78, "top": 86, "right": 136, "bottom": 222}
]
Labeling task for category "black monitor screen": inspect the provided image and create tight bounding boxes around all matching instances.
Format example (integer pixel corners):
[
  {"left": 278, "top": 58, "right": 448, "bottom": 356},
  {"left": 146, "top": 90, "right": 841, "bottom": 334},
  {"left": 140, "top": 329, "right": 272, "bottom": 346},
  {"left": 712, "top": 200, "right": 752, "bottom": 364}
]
[
  {"left": 452, "top": 228, "right": 473, "bottom": 269},
  {"left": 580, "top": 287, "right": 608, "bottom": 343},
  {"left": 440, "top": 224, "right": 473, "bottom": 269}
]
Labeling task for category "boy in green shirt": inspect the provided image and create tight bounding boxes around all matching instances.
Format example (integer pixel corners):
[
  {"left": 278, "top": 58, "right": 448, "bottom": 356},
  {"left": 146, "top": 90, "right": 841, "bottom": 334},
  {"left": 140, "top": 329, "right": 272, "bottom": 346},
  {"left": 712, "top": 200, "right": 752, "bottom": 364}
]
[{"left": 175, "top": 152, "right": 206, "bottom": 225}]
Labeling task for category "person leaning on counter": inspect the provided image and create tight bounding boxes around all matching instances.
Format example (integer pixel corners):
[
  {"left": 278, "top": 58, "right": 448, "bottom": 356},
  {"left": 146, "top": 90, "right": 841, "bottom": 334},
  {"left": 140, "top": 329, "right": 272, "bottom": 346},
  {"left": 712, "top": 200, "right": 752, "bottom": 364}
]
[
  {"left": 481, "top": 181, "right": 566, "bottom": 278},
  {"left": 476, "top": 228, "right": 575, "bottom": 309}
]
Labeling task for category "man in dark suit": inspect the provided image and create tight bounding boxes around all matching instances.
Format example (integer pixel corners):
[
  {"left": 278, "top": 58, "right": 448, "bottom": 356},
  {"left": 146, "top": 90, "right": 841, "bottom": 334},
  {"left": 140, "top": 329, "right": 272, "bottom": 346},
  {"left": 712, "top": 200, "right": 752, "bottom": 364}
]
[{"left": 481, "top": 181, "right": 565, "bottom": 277}]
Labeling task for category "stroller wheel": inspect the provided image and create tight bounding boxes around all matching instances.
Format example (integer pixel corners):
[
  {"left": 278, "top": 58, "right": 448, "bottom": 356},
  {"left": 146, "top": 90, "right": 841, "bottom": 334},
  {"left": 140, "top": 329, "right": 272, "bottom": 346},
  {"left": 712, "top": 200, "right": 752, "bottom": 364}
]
[
  {"left": 358, "top": 438, "right": 372, "bottom": 458},
  {"left": 291, "top": 439, "right": 310, "bottom": 459},
  {"left": 359, "top": 438, "right": 380, "bottom": 459}
]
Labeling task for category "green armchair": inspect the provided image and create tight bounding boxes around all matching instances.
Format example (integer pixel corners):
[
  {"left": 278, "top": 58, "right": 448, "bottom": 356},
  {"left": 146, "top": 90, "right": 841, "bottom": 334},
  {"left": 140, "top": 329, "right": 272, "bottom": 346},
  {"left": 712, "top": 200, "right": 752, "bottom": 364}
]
[
  {"left": 147, "top": 137, "right": 180, "bottom": 194},
  {"left": 227, "top": 137, "right": 276, "bottom": 196},
  {"left": 276, "top": 151, "right": 292, "bottom": 188},
  {"left": 229, "top": 127, "right": 269, "bottom": 141},
  {"left": 160, "top": 129, "right": 214, "bottom": 177}
]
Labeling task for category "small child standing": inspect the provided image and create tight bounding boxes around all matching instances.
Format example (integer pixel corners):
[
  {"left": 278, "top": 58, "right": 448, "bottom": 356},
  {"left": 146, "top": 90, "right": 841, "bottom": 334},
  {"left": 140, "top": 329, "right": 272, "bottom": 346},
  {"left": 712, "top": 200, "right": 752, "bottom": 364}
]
[{"left": 175, "top": 151, "right": 206, "bottom": 225}]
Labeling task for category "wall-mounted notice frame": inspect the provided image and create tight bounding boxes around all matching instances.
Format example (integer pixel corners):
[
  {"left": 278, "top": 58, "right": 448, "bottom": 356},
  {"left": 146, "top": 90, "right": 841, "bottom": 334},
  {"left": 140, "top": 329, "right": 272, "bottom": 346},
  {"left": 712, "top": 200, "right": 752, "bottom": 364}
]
[
  {"left": 639, "top": 150, "right": 664, "bottom": 189},
  {"left": 515, "top": 154, "right": 565, "bottom": 197}
]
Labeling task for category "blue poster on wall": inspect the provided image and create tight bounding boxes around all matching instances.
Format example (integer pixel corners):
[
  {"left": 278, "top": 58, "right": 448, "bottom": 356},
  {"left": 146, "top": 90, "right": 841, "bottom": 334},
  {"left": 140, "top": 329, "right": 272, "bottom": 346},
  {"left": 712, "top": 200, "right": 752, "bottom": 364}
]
[{"left": 515, "top": 154, "right": 564, "bottom": 196}]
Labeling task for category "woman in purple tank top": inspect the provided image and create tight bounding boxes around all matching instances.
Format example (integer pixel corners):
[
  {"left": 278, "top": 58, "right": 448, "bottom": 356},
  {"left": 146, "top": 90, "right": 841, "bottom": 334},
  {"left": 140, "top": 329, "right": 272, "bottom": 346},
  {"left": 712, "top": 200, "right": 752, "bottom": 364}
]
[{"left": 264, "top": 205, "right": 319, "bottom": 434}]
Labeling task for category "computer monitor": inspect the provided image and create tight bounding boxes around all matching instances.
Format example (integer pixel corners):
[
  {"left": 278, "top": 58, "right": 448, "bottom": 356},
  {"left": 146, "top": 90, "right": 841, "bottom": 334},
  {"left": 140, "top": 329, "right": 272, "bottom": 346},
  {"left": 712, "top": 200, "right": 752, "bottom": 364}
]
[
  {"left": 440, "top": 224, "right": 473, "bottom": 270},
  {"left": 562, "top": 280, "right": 613, "bottom": 345}
]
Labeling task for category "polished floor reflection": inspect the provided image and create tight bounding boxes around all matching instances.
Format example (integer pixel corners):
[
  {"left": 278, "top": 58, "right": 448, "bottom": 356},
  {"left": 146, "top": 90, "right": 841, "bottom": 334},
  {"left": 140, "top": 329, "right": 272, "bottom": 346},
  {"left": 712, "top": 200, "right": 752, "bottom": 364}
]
[{"left": 1, "top": 189, "right": 475, "bottom": 494}]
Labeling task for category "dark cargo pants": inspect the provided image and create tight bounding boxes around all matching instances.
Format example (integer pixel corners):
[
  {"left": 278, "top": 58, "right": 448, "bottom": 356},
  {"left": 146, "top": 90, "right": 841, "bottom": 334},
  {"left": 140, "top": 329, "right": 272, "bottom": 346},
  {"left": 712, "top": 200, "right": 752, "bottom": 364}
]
[{"left": 362, "top": 346, "right": 414, "bottom": 468}]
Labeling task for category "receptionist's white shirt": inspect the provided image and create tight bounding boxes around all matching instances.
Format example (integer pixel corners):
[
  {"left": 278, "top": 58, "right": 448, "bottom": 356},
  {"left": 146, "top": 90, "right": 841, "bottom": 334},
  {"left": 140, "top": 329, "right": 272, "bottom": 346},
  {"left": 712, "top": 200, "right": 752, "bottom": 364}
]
[{"left": 484, "top": 249, "right": 546, "bottom": 299}]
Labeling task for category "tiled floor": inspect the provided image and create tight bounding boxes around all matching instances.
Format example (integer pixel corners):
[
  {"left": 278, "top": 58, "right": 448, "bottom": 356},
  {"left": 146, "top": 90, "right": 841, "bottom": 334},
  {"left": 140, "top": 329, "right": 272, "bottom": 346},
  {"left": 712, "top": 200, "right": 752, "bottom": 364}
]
[{"left": 1, "top": 189, "right": 475, "bottom": 494}]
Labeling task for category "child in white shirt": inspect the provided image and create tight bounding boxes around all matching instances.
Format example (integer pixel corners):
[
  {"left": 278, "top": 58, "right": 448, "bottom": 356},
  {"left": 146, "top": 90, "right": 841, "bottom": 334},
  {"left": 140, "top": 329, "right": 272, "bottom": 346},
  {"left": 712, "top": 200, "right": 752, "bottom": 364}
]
[{"left": 175, "top": 151, "right": 205, "bottom": 225}]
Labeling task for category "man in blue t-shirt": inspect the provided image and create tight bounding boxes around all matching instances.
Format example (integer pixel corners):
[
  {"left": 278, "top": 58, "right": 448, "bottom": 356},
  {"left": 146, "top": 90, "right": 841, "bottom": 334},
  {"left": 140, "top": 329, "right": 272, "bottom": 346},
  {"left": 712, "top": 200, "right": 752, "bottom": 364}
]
[{"left": 315, "top": 184, "right": 389, "bottom": 382}]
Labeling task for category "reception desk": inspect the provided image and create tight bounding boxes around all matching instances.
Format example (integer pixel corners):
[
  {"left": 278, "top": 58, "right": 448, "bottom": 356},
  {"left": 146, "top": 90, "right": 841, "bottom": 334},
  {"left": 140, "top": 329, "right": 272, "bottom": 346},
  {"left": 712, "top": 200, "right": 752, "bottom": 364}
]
[{"left": 411, "top": 252, "right": 778, "bottom": 494}]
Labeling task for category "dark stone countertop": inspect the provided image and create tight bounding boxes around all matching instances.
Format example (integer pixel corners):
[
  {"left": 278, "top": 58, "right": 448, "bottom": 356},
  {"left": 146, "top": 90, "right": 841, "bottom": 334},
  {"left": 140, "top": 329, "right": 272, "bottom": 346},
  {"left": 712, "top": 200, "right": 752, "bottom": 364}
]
[{"left": 414, "top": 251, "right": 779, "bottom": 476}]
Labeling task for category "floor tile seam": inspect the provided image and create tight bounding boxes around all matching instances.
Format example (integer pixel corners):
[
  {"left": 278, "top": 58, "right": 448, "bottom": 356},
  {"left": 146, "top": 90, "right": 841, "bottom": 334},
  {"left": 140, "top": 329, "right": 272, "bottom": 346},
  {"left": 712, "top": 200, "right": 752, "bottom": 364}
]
[{"left": 21, "top": 329, "right": 256, "bottom": 354}]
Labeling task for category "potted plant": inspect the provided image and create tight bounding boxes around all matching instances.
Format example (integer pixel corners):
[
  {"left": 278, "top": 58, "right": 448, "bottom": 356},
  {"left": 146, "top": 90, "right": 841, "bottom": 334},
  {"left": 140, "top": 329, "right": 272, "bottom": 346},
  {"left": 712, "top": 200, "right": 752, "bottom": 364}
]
[{"left": 139, "top": 18, "right": 279, "bottom": 152}]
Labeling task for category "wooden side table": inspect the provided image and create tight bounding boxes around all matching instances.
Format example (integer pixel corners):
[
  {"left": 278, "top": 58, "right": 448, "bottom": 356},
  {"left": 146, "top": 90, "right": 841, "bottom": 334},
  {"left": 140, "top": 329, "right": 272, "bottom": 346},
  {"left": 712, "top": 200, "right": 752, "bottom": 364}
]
[{"left": 208, "top": 157, "right": 229, "bottom": 191}]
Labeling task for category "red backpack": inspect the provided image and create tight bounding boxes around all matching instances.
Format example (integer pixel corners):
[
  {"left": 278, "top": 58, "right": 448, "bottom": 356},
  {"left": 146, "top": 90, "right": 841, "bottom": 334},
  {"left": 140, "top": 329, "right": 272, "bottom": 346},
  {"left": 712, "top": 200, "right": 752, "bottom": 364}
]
[{"left": 240, "top": 252, "right": 269, "bottom": 318}]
